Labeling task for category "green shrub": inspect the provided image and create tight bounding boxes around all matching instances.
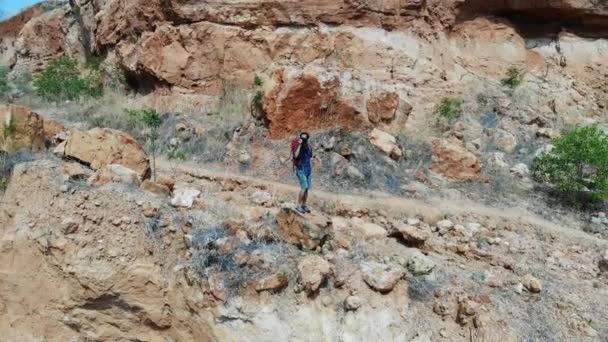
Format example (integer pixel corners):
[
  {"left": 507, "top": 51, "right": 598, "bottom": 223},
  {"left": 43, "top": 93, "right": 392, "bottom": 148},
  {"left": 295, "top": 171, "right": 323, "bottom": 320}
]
[
  {"left": 435, "top": 97, "right": 463, "bottom": 122},
  {"left": 0, "top": 66, "right": 10, "bottom": 96},
  {"left": 33, "top": 56, "right": 102, "bottom": 101},
  {"left": 501, "top": 66, "right": 523, "bottom": 89},
  {"left": 531, "top": 125, "right": 608, "bottom": 204},
  {"left": 167, "top": 150, "right": 187, "bottom": 161},
  {"left": 253, "top": 74, "right": 263, "bottom": 87}
]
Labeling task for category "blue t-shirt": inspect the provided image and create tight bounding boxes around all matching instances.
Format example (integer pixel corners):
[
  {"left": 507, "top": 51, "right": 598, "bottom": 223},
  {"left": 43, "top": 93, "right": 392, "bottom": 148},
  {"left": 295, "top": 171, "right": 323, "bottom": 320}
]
[{"left": 296, "top": 143, "right": 313, "bottom": 175}]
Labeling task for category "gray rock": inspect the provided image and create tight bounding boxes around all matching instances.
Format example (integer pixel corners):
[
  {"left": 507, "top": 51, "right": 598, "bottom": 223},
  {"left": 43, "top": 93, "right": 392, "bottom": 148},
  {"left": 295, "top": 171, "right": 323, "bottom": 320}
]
[
  {"left": 510, "top": 163, "right": 530, "bottom": 178},
  {"left": 599, "top": 250, "right": 608, "bottom": 273},
  {"left": 344, "top": 296, "right": 364, "bottom": 311},
  {"left": 361, "top": 261, "right": 403, "bottom": 293},
  {"left": 406, "top": 252, "right": 435, "bottom": 276},
  {"left": 345, "top": 165, "right": 365, "bottom": 181},
  {"left": 61, "top": 217, "right": 80, "bottom": 234},
  {"left": 251, "top": 191, "right": 273, "bottom": 205}
]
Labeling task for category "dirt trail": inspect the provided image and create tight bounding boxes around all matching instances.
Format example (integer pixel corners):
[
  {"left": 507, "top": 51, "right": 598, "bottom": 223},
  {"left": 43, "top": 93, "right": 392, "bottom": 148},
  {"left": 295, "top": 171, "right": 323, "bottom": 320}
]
[{"left": 158, "top": 159, "right": 607, "bottom": 247}]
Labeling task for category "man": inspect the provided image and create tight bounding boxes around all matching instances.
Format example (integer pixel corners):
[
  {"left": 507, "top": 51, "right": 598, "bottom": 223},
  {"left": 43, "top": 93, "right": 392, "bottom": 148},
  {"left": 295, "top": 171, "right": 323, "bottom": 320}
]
[{"left": 292, "top": 132, "right": 313, "bottom": 214}]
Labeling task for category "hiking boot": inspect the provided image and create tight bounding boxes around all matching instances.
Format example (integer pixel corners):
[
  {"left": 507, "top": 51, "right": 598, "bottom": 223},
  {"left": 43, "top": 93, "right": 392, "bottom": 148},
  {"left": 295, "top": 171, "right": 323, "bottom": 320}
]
[
  {"left": 295, "top": 206, "right": 307, "bottom": 214},
  {"left": 303, "top": 206, "right": 312, "bottom": 213}
]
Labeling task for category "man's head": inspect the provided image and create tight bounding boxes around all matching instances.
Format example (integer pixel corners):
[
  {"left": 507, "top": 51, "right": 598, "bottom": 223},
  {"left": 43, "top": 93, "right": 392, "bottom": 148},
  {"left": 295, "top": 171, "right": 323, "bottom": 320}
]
[{"left": 300, "top": 132, "right": 310, "bottom": 143}]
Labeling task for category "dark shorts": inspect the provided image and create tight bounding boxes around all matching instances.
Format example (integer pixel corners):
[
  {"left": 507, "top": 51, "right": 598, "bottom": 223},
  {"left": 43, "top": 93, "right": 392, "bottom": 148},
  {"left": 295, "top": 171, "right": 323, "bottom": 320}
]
[{"left": 295, "top": 169, "right": 312, "bottom": 190}]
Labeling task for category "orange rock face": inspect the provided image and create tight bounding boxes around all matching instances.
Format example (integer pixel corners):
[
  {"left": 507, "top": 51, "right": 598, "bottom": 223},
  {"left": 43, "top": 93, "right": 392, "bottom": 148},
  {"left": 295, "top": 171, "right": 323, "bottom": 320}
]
[
  {"left": 367, "top": 92, "right": 402, "bottom": 125},
  {"left": 264, "top": 72, "right": 365, "bottom": 138},
  {"left": 431, "top": 138, "right": 485, "bottom": 182},
  {"left": 0, "top": 104, "right": 45, "bottom": 152}
]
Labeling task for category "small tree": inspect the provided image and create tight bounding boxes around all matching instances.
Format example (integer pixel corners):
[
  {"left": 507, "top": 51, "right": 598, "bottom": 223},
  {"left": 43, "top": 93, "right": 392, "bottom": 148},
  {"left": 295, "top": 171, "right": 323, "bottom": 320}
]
[
  {"left": 126, "top": 109, "right": 163, "bottom": 181},
  {"left": 501, "top": 66, "right": 523, "bottom": 89},
  {"left": 531, "top": 125, "right": 608, "bottom": 205}
]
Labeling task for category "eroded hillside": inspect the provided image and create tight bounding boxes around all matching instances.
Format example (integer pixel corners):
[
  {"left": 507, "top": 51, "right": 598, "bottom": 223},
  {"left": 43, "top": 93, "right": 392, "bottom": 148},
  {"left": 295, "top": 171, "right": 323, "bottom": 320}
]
[{"left": 1, "top": 0, "right": 608, "bottom": 341}]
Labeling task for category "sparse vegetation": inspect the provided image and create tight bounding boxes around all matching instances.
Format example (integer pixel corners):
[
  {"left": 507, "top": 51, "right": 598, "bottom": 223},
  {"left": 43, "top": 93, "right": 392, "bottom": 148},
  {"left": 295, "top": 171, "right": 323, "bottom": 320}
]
[
  {"left": 33, "top": 56, "right": 103, "bottom": 101},
  {"left": 251, "top": 75, "right": 265, "bottom": 121},
  {"left": 501, "top": 66, "right": 523, "bottom": 89},
  {"left": 253, "top": 74, "right": 263, "bottom": 87},
  {"left": 126, "top": 108, "right": 163, "bottom": 181},
  {"left": 0, "top": 66, "right": 10, "bottom": 98},
  {"left": 86, "top": 55, "right": 105, "bottom": 71},
  {"left": 435, "top": 97, "right": 463, "bottom": 122},
  {"left": 0, "top": 114, "right": 17, "bottom": 192},
  {"left": 531, "top": 125, "right": 608, "bottom": 205},
  {"left": 167, "top": 149, "right": 187, "bottom": 161}
]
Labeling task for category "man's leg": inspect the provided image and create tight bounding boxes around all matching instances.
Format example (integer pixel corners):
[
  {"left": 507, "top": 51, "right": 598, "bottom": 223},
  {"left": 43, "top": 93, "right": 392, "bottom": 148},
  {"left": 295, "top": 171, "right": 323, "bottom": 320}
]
[
  {"left": 297, "top": 190, "right": 305, "bottom": 207},
  {"left": 302, "top": 189, "right": 309, "bottom": 207},
  {"left": 302, "top": 173, "right": 311, "bottom": 212}
]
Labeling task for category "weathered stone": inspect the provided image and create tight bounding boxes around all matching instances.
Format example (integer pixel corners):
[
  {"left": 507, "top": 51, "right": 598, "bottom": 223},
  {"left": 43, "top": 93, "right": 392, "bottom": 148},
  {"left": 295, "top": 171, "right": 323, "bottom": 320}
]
[
  {"left": 431, "top": 138, "right": 484, "bottom": 182},
  {"left": 297, "top": 255, "right": 331, "bottom": 293},
  {"left": 141, "top": 180, "right": 171, "bottom": 196},
  {"left": 521, "top": 274, "right": 542, "bottom": 293},
  {"left": 510, "top": 163, "right": 530, "bottom": 178},
  {"left": 88, "top": 164, "right": 141, "bottom": 186},
  {"left": 360, "top": 261, "right": 403, "bottom": 293},
  {"left": 457, "top": 300, "right": 479, "bottom": 326},
  {"left": 367, "top": 92, "right": 400, "bottom": 124},
  {"left": 171, "top": 188, "right": 201, "bottom": 208},
  {"left": 368, "top": 128, "right": 402, "bottom": 160},
  {"left": 276, "top": 207, "right": 331, "bottom": 250},
  {"left": 599, "top": 250, "right": 608, "bottom": 273},
  {"left": 344, "top": 296, "right": 364, "bottom": 311},
  {"left": 406, "top": 251, "right": 435, "bottom": 276},
  {"left": 437, "top": 220, "right": 454, "bottom": 230},
  {"left": 143, "top": 202, "right": 159, "bottom": 218},
  {"left": 62, "top": 162, "right": 91, "bottom": 180},
  {"left": 264, "top": 73, "right": 363, "bottom": 138},
  {"left": 62, "top": 217, "right": 80, "bottom": 234},
  {"left": 397, "top": 224, "right": 431, "bottom": 245},
  {"left": 157, "top": 175, "right": 176, "bottom": 190},
  {"left": 0, "top": 104, "right": 45, "bottom": 152},
  {"left": 488, "top": 152, "right": 508, "bottom": 169},
  {"left": 56, "top": 128, "right": 151, "bottom": 179},
  {"left": 496, "top": 130, "right": 517, "bottom": 153},
  {"left": 251, "top": 191, "right": 273, "bottom": 206},
  {"left": 255, "top": 273, "right": 289, "bottom": 292},
  {"left": 351, "top": 217, "right": 387, "bottom": 239}
]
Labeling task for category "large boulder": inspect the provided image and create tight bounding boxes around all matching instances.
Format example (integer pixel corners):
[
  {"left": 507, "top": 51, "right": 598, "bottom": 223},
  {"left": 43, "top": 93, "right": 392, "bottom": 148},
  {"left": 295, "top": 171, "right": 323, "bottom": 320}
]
[
  {"left": 350, "top": 217, "right": 388, "bottom": 239},
  {"left": 360, "top": 261, "right": 403, "bottom": 293},
  {"left": 55, "top": 128, "right": 151, "bottom": 179},
  {"left": 171, "top": 188, "right": 201, "bottom": 208},
  {"left": 396, "top": 224, "right": 431, "bottom": 245},
  {"left": 367, "top": 92, "right": 402, "bottom": 124},
  {"left": 297, "top": 255, "right": 331, "bottom": 293},
  {"left": 599, "top": 250, "right": 608, "bottom": 273},
  {"left": 368, "top": 128, "right": 402, "bottom": 160},
  {"left": 276, "top": 207, "right": 331, "bottom": 250},
  {"left": 0, "top": 104, "right": 45, "bottom": 152},
  {"left": 431, "top": 138, "right": 485, "bottom": 182}
]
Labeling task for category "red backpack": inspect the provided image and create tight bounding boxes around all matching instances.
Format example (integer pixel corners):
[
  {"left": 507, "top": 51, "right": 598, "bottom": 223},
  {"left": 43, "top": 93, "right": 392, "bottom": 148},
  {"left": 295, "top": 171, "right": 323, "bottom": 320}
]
[{"left": 290, "top": 137, "right": 302, "bottom": 167}]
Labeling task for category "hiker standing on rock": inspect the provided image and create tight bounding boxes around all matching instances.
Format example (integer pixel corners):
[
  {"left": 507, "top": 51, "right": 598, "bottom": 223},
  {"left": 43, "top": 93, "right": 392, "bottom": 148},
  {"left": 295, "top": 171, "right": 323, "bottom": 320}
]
[{"left": 292, "top": 132, "right": 313, "bottom": 214}]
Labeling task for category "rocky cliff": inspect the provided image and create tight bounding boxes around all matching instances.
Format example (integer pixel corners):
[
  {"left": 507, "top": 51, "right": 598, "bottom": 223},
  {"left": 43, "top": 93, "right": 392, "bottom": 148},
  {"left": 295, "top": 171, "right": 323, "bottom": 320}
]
[
  {"left": 2, "top": 1, "right": 608, "bottom": 341},
  {"left": 2, "top": 0, "right": 608, "bottom": 137}
]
